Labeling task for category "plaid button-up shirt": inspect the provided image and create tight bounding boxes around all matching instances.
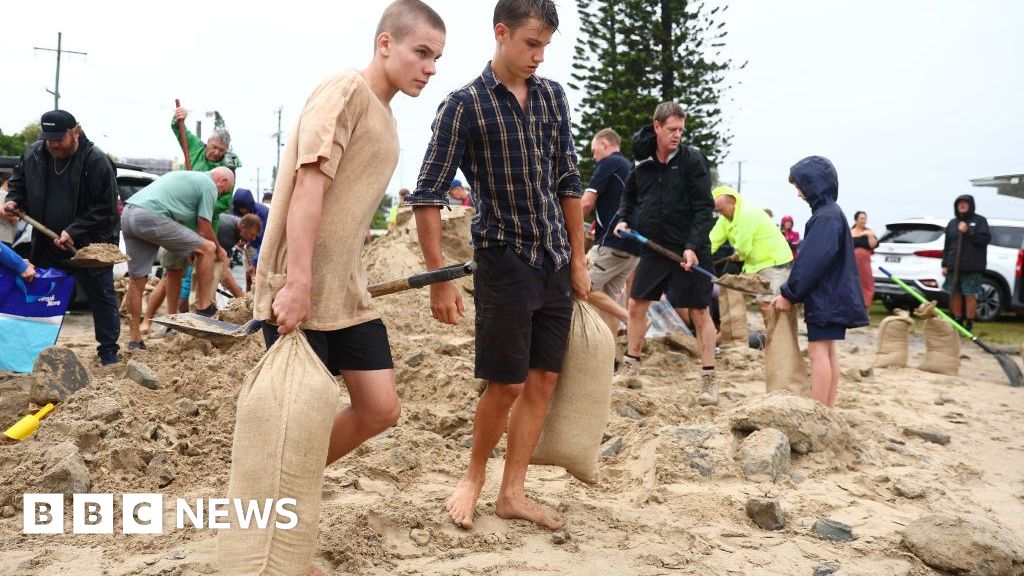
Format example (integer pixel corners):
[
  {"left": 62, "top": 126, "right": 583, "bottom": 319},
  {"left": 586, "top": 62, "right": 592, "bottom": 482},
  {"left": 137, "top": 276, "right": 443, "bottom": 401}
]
[{"left": 406, "top": 63, "right": 583, "bottom": 269}]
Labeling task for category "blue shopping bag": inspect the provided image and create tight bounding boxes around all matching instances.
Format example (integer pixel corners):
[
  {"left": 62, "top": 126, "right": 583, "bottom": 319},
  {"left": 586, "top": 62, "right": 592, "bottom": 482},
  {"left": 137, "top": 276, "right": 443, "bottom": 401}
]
[{"left": 0, "top": 267, "right": 74, "bottom": 372}]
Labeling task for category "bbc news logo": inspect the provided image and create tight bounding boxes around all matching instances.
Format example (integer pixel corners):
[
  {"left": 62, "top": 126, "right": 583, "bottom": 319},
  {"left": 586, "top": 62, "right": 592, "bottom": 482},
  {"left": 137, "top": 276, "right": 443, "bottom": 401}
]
[{"left": 23, "top": 494, "right": 298, "bottom": 534}]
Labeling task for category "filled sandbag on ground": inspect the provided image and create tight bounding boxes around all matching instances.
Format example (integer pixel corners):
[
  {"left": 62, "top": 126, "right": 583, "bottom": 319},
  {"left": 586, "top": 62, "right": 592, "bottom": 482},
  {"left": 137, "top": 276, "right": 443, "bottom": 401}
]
[
  {"left": 718, "top": 287, "right": 749, "bottom": 347},
  {"left": 874, "top": 309, "right": 914, "bottom": 368},
  {"left": 763, "top": 308, "right": 809, "bottom": 397},
  {"left": 916, "top": 302, "right": 960, "bottom": 375},
  {"left": 532, "top": 300, "right": 615, "bottom": 484},
  {"left": 217, "top": 329, "right": 339, "bottom": 576}
]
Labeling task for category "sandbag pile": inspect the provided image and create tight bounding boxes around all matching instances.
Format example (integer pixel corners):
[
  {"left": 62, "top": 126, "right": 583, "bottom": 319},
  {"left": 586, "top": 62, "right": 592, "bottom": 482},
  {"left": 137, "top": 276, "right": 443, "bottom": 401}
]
[
  {"left": 915, "top": 302, "right": 960, "bottom": 376},
  {"left": 532, "top": 300, "right": 615, "bottom": 484},
  {"left": 874, "top": 309, "right": 914, "bottom": 368}
]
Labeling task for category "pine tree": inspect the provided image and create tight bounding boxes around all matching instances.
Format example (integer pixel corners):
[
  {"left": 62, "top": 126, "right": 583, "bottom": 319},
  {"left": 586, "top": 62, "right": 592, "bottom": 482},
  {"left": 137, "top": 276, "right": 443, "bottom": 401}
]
[{"left": 570, "top": 0, "right": 736, "bottom": 180}]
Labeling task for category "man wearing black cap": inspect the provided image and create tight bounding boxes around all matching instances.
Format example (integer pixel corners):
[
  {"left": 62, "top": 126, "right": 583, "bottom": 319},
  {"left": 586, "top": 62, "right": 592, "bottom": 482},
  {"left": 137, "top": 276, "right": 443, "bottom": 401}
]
[{"left": 3, "top": 110, "right": 121, "bottom": 365}]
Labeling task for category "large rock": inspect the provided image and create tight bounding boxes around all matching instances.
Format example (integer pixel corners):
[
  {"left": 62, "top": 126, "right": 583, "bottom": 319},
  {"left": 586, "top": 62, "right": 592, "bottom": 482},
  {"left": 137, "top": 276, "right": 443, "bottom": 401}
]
[
  {"left": 30, "top": 347, "right": 90, "bottom": 404},
  {"left": 126, "top": 360, "right": 159, "bottom": 390},
  {"left": 664, "top": 332, "right": 699, "bottom": 357},
  {"left": 902, "top": 514, "right": 1024, "bottom": 575},
  {"left": 736, "top": 428, "right": 791, "bottom": 482},
  {"left": 34, "top": 442, "right": 91, "bottom": 496},
  {"left": 728, "top": 392, "right": 851, "bottom": 454}
]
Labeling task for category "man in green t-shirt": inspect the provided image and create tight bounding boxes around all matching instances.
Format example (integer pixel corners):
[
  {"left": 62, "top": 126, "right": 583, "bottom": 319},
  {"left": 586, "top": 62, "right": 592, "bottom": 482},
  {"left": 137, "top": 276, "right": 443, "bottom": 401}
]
[
  {"left": 171, "top": 107, "right": 242, "bottom": 173},
  {"left": 121, "top": 168, "right": 234, "bottom": 348}
]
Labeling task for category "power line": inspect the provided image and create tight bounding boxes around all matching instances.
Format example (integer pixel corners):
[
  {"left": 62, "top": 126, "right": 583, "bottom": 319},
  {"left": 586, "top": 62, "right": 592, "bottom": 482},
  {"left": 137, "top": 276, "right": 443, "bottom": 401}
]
[{"left": 33, "top": 32, "right": 87, "bottom": 110}]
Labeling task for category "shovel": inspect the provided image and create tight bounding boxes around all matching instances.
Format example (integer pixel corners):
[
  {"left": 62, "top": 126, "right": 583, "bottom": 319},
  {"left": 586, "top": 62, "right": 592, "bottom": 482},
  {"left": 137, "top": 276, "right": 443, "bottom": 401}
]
[
  {"left": 880, "top": 267, "right": 1023, "bottom": 387},
  {"left": 3, "top": 404, "right": 54, "bottom": 441},
  {"left": 152, "top": 261, "right": 478, "bottom": 339},
  {"left": 619, "top": 230, "right": 772, "bottom": 297},
  {"left": 9, "top": 210, "right": 127, "bottom": 268}
]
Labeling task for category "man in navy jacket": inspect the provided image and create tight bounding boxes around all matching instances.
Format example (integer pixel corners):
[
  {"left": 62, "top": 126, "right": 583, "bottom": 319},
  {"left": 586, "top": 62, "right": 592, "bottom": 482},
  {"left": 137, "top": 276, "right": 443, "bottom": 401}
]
[{"left": 941, "top": 194, "right": 990, "bottom": 331}]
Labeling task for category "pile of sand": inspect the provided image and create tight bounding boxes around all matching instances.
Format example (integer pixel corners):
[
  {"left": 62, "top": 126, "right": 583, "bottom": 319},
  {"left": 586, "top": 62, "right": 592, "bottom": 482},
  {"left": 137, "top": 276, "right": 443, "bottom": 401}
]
[{"left": 1, "top": 206, "right": 1022, "bottom": 575}]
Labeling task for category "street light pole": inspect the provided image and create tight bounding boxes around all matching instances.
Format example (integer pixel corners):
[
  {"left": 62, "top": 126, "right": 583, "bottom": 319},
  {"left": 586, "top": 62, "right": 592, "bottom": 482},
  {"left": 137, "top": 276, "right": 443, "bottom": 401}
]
[{"left": 34, "top": 32, "right": 87, "bottom": 110}]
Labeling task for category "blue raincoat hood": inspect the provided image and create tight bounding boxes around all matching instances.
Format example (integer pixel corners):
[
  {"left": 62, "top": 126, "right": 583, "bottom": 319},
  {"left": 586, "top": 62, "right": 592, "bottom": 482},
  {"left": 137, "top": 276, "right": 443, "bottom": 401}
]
[
  {"left": 789, "top": 156, "right": 838, "bottom": 211},
  {"left": 232, "top": 188, "right": 258, "bottom": 215}
]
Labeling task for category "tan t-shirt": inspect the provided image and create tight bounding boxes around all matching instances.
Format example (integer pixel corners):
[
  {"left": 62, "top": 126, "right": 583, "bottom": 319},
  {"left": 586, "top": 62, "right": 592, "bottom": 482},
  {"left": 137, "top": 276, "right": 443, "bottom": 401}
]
[{"left": 253, "top": 70, "right": 399, "bottom": 330}]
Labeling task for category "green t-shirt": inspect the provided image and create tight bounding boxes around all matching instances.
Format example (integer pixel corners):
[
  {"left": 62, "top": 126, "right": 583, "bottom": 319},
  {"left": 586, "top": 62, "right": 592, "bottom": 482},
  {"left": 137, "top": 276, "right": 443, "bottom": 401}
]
[
  {"left": 127, "top": 171, "right": 216, "bottom": 227},
  {"left": 171, "top": 118, "right": 242, "bottom": 172}
]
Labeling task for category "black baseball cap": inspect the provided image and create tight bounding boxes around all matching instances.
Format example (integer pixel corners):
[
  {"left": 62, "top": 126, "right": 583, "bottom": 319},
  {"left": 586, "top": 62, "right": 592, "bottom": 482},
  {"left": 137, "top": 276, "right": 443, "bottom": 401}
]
[{"left": 40, "top": 110, "right": 77, "bottom": 140}]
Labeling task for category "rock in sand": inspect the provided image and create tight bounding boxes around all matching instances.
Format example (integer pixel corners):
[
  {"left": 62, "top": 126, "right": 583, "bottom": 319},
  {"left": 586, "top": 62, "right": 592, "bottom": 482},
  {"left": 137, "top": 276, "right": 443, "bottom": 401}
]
[
  {"left": 735, "top": 428, "right": 791, "bottom": 483},
  {"left": 902, "top": 514, "right": 1024, "bottom": 576}
]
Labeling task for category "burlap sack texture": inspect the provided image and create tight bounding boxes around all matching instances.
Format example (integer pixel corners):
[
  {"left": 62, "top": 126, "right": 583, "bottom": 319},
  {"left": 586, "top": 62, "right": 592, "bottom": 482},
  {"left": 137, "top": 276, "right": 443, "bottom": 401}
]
[
  {"left": 532, "top": 300, "right": 615, "bottom": 484},
  {"left": 218, "top": 330, "right": 339, "bottom": 576},
  {"left": 763, "top": 308, "right": 810, "bottom": 397},
  {"left": 718, "top": 288, "right": 749, "bottom": 347},
  {"left": 915, "top": 301, "right": 960, "bottom": 376},
  {"left": 874, "top": 309, "right": 914, "bottom": 368}
]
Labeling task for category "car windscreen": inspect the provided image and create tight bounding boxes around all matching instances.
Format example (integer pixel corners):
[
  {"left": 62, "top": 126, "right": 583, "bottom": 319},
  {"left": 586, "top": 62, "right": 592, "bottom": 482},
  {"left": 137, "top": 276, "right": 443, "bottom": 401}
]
[{"left": 877, "top": 224, "right": 944, "bottom": 244}]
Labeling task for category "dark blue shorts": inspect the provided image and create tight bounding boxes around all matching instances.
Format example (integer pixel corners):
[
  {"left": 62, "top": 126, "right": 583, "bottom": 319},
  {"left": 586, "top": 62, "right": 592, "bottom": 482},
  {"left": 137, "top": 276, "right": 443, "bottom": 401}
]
[{"left": 807, "top": 322, "right": 846, "bottom": 342}]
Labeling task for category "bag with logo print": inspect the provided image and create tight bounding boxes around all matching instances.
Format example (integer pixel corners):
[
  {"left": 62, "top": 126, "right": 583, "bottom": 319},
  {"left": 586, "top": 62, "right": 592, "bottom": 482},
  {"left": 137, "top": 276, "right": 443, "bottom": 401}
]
[{"left": 0, "top": 267, "right": 74, "bottom": 372}]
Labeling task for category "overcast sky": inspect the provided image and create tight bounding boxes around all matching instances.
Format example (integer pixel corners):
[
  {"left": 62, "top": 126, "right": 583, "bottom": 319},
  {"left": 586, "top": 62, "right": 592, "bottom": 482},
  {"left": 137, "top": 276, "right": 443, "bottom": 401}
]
[{"left": 3, "top": 1, "right": 1022, "bottom": 232}]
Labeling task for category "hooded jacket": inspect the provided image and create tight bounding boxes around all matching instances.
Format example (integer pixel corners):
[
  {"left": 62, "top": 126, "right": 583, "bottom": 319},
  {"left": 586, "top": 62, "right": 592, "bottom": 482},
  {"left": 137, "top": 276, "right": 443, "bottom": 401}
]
[
  {"left": 7, "top": 135, "right": 119, "bottom": 266},
  {"left": 780, "top": 156, "right": 868, "bottom": 328},
  {"left": 617, "top": 124, "right": 714, "bottom": 257},
  {"left": 780, "top": 215, "right": 800, "bottom": 255},
  {"left": 941, "top": 194, "right": 990, "bottom": 273},
  {"left": 709, "top": 185, "right": 793, "bottom": 274},
  {"left": 232, "top": 188, "right": 269, "bottom": 263}
]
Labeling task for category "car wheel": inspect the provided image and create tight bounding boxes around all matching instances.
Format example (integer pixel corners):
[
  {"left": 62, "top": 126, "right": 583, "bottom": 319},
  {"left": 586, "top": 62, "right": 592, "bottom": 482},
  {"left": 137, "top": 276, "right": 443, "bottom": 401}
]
[{"left": 974, "top": 278, "right": 1004, "bottom": 322}]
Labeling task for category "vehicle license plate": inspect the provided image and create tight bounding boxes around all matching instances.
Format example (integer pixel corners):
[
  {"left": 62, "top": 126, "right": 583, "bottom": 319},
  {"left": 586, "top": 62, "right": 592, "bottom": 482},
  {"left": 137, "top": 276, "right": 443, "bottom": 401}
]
[{"left": 885, "top": 256, "right": 901, "bottom": 263}]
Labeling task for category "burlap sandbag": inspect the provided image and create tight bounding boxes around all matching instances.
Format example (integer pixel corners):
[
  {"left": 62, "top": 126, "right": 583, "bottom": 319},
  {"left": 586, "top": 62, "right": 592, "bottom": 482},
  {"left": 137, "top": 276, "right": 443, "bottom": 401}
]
[
  {"left": 874, "top": 310, "right": 913, "bottom": 368},
  {"left": 718, "top": 287, "right": 749, "bottom": 347},
  {"left": 218, "top": 330, "right": 339, "bottom": 575},
  {"left": 531, "top": 300, "right": 615, "bottom": 483},
  {"left": 763, "top": 308, "right": 810, "bottom": 396},
  {"left": 916, "top": 302, "right": 960, "bottom": 375}
]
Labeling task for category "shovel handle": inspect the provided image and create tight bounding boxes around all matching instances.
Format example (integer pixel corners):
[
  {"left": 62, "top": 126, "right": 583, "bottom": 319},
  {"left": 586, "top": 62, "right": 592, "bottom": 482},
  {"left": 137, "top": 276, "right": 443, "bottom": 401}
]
[
  {"left": 11, "top": 210, "right": 77, "bottom": 255},
  {"left": 619, "top": 229, "right": 684, "bottom": 263},
  {"left": 880, "top": 267, "right": 974, "bottom": 339},
  {"left": 175, "top": 99, "right": 192, "bottom": 171},
  {"left": 368, "top": 261, "right": 477, "bottom": 297},
  {"left": 35, "top": 404, "right": 54, "bottom": 419}
]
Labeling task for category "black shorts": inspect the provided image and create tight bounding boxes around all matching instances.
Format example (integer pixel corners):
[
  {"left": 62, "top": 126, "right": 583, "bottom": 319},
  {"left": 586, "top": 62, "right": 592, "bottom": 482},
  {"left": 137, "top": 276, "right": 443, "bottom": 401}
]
[
  {"left": 474, "top": 246, "right": 573, "bottom": 383},
  {"left": 262, "top": 318, "right": 394, "bottom": 375},
  {"left": 631, "top": 252, "right": 713, "bottom": 309}
]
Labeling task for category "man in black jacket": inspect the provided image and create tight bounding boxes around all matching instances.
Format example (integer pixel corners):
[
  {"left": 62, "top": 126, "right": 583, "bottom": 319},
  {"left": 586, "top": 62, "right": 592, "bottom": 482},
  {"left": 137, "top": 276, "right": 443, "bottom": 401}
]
[
  {"left": 4, "top": 110, "right": 121, "bottom": 365},
  {"left": 613, "top": 102, "right": 718, "bottom": 405},
  {"left": 941, "top": 194, "right": 991, "bottom": 331}
]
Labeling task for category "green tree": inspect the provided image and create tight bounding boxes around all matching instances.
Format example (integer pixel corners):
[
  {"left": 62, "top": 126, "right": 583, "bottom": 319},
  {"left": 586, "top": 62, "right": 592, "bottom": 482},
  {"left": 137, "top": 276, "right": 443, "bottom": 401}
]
[
  {"left": 0, "top": 122, "right": 42, "bottom": 157},
  {"left": 570, "top": 0, "right": 737, "bottom": 180}
]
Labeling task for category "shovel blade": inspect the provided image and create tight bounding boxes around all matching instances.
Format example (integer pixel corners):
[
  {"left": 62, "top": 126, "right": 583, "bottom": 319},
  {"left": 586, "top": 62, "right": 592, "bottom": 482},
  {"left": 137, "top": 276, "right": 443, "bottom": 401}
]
[{"left": 4, "top": 415, "right": 40, "bottom": 440}]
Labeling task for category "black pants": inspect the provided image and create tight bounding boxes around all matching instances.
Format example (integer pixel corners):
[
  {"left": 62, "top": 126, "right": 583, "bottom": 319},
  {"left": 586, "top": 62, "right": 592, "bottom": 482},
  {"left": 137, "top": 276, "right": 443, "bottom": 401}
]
[{"left": 68, "top": 266, "right": 121, "bottom": 358}]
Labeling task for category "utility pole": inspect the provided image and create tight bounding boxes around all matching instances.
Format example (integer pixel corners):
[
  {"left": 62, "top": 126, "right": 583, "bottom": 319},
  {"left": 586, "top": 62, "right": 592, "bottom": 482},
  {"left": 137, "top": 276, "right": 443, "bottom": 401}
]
[
  {"left": 272, "top": 107, "right": 283, "bottom": 183},
  {"left": 256, "top": 168, "right": 261, "bottom": 196},
  {"left": 737, "top": 160, "right": 743, "bottom": 193},
  {"left": 34, "top": 33, "right": 87, "bottom": 110}
]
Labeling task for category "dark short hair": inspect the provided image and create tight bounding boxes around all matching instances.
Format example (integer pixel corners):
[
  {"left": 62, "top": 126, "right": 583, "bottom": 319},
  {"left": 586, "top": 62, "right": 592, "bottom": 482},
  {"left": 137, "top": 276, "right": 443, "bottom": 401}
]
[
  {"left": 493, "top": 0, "right": 559, "bottom": 32},
  {"left": 853, "top": 211, "right": 866, "bottom": 221},
  {"left": 376, "top": 0, "right": 446, "bottom": 44},
  {"left": 239, "top": 213, "right": 263, "bottom": 233}
]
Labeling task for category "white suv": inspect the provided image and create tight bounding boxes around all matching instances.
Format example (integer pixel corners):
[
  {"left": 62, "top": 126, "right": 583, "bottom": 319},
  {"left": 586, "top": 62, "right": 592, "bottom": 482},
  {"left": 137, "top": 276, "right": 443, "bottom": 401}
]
[{"left": 872, "top": 218, "right": 1024, "bottom": 322}]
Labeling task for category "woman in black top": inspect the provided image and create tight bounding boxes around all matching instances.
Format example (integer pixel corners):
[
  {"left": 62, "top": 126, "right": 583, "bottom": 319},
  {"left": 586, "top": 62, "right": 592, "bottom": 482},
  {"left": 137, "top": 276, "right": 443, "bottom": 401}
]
[{"left": 851, "top": 211, "right": 878, "bottom": 314}]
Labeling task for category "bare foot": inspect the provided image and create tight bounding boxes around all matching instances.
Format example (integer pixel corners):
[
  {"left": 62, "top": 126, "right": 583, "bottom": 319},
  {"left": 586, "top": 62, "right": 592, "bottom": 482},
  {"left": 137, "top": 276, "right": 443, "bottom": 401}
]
[
  {"left": 446, "top": 477, "right": 484, "bottom": 529},
  {"left": 309, "top": 567, "right": 328, "bottom": 576},
  {"left": 495, "top": 493, "right": 563, "bottom": 530},
  {"left": 140, "top": 318, "right": 152, "bottom": 334}
]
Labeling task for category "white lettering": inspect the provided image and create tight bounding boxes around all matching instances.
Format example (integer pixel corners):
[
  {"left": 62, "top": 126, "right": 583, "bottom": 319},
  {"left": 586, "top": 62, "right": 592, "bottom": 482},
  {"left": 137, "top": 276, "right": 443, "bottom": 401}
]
[
  {"left": 176, "top": 498, "right": 203, "bottom": 529},
  {"left": 73, "top": 494, "right": 113, "bottom": 534},
  {"left": 23, "top": 494, "right": 63, "bottom": 534},
  {"left": 124, "top": 494, "right": 163, "bottom": 534},
  {"left": 207, "top": 498, "right": 230, "bottom": 529},
  {"left": 275, "top": 498, "right": 298, "bottom": 530},
  {"left": 233, "top": 499, "right": 274, "bottom": 529}
]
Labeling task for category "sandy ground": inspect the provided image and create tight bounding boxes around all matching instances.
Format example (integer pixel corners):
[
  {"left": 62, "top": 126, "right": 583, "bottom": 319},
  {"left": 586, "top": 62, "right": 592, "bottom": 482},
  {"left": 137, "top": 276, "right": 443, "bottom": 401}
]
[{"left": 1, "top": 206, "right": 1023, "bottom": 575}]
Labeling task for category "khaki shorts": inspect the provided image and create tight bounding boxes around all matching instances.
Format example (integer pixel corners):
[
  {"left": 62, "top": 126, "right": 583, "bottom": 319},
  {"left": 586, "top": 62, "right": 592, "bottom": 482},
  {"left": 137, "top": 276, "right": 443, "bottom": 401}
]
[
  {"left": 588, "top": 245, "right": 639, "bottom": 297},
  {"left": 158, "top": 247, "right": 189, "bottom": 270},
  {"left": 755, "top": 263, "right": 792, "bottom": 303}
]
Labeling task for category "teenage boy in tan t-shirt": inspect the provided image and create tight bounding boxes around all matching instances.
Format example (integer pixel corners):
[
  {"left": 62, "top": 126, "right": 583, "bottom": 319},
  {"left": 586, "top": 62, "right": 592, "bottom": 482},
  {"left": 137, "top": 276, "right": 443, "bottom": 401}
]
[{"left": 253, "top": 0, "right": 446, "bottom": 468}]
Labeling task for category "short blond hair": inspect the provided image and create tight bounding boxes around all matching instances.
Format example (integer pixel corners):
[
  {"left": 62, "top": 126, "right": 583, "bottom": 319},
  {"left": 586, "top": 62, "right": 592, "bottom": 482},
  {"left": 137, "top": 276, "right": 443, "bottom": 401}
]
[
  {"left": 376, "top": 0, "right": 446, "bottom": 45},
  {"left": 592, "top": 128, "right": 621, "bottom": 148}
]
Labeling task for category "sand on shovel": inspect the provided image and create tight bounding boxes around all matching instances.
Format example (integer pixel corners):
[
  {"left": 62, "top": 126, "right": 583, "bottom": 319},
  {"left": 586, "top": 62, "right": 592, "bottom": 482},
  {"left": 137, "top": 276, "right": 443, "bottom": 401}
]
[
  {"left": 72, "top": 243, "right": 129, "bottom": 265},
  {"left": 718, "top": 273, "right": 771, "bottom": 294}
]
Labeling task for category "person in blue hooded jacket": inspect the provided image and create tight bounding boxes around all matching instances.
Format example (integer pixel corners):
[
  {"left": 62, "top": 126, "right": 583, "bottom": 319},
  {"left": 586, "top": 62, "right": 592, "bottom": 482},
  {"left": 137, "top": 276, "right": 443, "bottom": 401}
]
[
  {"left": 231, "top": 188, "right": 269, "bottom": 289},
  {"left": 771, "top": 156, "right": 868, "bottom": 408}
]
